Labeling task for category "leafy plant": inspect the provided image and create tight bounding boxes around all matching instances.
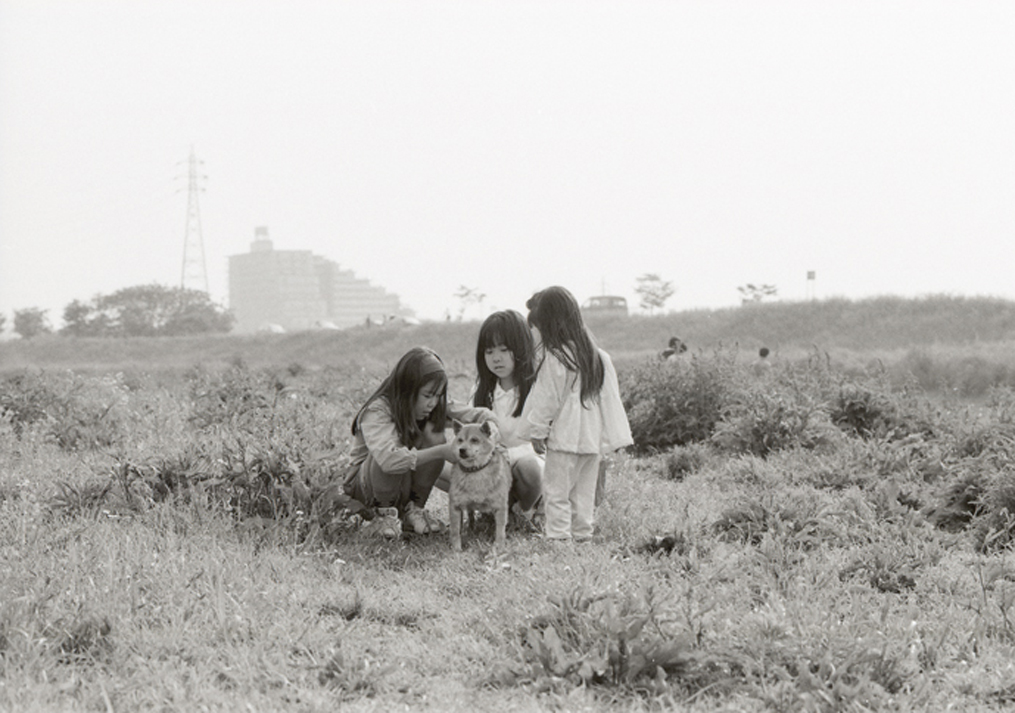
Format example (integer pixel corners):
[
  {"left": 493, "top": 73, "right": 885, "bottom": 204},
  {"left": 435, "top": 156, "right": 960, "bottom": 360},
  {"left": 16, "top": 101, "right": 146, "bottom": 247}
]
[
  {"left": 664, "top": 443, "right": 710, "bottom": 481},
  {"left": 621, "top": 349, "right": 740, "bottom": 452},
  {"left": 829, "top": 385, "right": 900, "bottom": 439},
  {"left": 0, "top": 370, "right": 129, "bottom": 449},
  {"left": 712, "top": 387, "right": 836, "bottom": 458},
  {"left": 494, "top": 585, "right": 701, "bottom": 696}
]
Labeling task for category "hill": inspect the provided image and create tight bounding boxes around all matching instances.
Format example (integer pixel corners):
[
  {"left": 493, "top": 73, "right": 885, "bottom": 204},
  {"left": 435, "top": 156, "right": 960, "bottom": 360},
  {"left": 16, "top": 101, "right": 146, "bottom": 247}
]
[{"left": 2, "top": 294, "right": 1015, "bottom": 374}]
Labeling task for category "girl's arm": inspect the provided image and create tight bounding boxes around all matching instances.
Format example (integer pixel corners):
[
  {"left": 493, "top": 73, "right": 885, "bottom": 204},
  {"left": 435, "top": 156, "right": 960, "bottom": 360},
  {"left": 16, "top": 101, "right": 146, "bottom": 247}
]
[
  {"left": 598, "top": 349, "right": 634, "bottom": 453},
  {"left": 523, "top": 352, "right": 569, "bottom": 442},
  {"left": 416, "top": 419, "right": 457, "bottom": 466},
  {"left": 359, "top": 401, "right": 454, "bottom": 472},
  {"left": 447, "top": 400, "right": 497, "bottom": 426}
]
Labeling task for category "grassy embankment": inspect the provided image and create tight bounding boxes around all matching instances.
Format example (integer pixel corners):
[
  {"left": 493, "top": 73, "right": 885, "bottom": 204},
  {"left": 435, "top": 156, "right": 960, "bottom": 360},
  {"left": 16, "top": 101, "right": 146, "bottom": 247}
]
[
  {"left": 4, "top": 294, "right": 1015, "bottom": 397},
  {"left": 3, "top": 294, "right": 1015, "bottom": 710}
]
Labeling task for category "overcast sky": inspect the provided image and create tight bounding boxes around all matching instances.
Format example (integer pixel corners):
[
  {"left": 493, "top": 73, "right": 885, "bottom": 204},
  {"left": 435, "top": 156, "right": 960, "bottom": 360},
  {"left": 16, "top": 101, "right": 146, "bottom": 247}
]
[{"left": 2, "top": 1, "right": 1013, "bottom": 327}]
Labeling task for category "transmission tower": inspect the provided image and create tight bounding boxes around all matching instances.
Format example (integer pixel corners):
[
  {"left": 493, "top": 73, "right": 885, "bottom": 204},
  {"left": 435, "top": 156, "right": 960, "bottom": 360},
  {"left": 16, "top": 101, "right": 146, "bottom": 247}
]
[{"left": 180, "top": 146, "right": 209, "bottom": 293}]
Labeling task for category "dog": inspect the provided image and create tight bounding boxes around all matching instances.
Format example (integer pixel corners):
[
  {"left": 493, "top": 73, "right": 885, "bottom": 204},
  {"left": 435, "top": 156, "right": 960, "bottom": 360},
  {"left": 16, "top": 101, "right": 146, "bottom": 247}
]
[{"left": 447, "top": 419, "right": 512, "bottom": 551}]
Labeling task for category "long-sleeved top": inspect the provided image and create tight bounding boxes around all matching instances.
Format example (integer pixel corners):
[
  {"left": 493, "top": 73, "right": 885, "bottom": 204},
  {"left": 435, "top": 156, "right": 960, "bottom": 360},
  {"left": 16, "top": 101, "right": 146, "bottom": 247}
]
[
  {"left": 521, "top": 347, "right": 633, "bottom": 455},
  {"left": 474, "top": 382, "right": 540, "bottom": 464},
  {"left": 347, "top": 397, "right": 491, "bottom": 474}
]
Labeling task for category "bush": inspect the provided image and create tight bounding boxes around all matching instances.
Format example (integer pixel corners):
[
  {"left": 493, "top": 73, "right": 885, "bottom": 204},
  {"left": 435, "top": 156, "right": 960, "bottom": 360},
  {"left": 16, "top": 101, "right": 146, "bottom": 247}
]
[
  {"left": 664, "top": 443, "right": 710, "bottom": 481},
  {"left": 712, "top": 385, "right": 839, "bottom": 458},
  {"left": 621, "top": 349, "right": 740, "bottom": 452},
  {"left": 0, "top": 370, "right": 129, "bottom": 450},
  {"left": 829, "top": 385, "right": 900, "bottom": 439}
]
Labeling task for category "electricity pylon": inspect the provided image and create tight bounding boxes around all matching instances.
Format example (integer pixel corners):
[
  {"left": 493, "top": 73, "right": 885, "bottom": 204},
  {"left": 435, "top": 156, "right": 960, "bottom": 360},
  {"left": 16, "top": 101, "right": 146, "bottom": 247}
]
[{"left": 180, "top": 146, "right": 209, "bottom": 293}]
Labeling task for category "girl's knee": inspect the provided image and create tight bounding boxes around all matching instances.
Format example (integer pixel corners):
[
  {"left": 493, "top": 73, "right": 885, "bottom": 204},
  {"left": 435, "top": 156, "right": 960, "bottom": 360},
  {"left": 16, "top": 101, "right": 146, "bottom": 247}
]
[{"left": 512, "top": 457, "right": 543, "bottom": 506}]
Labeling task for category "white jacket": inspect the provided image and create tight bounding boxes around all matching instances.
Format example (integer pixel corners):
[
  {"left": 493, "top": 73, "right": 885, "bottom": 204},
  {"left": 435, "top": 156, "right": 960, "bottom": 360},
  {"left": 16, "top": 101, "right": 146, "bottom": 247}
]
[{"left": 522, "top": 347, "right": 633, "bottom": 455}]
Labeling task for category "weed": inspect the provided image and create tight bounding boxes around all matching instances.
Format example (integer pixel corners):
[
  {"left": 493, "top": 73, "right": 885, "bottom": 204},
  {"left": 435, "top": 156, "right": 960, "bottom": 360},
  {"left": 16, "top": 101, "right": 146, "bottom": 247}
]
[
  {"left": 0, "top": 370, "right": 129, "bottom": 449},
  {"left": 496, "top": 585, "right": 703, "bottom": 698},
  {"left": 664, "top": 443, "right": 710, "bottom": 481},
  {"left": 49, "top": 480, "right": 113, "bottom": 520},
  {"left": 830, "top": 384, "right": 900, "bottom": 439},
  {"left": 621, "top": 349, "right": 740, "bottom": 452},
  {"left": 53, "top": 614, "right": 113, "bottom": 663},
  {"left": 318, "top": 646, "right": 395, "bottom": 698},
  {"left": 924, "top": 471, "right": 985, "bottom": 533},
  {"left": 711, "top": 387, "right": 837, "bottom": 458},
  {"left": 839, "top": 547, "right": 919, "bottom": 594}
]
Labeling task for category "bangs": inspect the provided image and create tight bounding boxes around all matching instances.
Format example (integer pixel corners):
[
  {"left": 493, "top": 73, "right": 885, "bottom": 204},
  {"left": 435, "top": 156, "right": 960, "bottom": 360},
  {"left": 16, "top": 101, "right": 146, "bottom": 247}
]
[
  {"left": 479, "top": 323, "right": 509, "bottom": 350},
  {"left": 421, "top": 370, "right": 448, "bottom": 394}
]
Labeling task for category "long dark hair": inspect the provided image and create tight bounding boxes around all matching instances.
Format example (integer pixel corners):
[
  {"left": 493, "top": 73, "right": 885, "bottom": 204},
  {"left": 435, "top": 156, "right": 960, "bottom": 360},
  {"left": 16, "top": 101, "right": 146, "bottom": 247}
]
[
  {"left": 352, "top": 346, "right": 448, "bottom": 445},
  {"left": 526, "top": 286, "right": 604, "bottom": 406},
  {"left": 473, "top": 310, "right": 536, "bottom": 417}
]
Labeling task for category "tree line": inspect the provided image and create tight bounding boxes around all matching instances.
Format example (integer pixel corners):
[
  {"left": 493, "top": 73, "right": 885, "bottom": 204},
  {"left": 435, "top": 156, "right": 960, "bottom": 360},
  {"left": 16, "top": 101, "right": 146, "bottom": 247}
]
[{"left": 1, "top": 284, "right": 233, "bottom": 339}]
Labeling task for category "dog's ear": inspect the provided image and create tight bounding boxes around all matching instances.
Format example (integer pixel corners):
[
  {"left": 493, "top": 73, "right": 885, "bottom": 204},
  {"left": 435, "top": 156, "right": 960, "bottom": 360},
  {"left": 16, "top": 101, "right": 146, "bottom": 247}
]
[
  {"left": 452, "top": 419, "right": 464, "bottom": 435},
  {"left": 480, "top": 419, "right": 499, "bottom": 441}
]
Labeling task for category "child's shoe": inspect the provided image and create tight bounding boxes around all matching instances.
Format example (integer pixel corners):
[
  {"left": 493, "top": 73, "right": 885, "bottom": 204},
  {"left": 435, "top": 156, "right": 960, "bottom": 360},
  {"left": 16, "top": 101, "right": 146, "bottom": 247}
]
[
  {"left": 509, "top": 502, "right": 541, "bottom": 534},
  {"left": 402, "top": 501, "right": 445, "bottom": 534},
  {"left": 363, "top": 507, "right": 401, "bottom": 540}
]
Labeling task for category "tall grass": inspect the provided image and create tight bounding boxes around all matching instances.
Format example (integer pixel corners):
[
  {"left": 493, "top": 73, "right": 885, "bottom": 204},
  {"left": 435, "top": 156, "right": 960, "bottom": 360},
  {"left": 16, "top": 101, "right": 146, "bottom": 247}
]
[{"left": 4, "top": 344, "right": 1015, "bottom": 710}]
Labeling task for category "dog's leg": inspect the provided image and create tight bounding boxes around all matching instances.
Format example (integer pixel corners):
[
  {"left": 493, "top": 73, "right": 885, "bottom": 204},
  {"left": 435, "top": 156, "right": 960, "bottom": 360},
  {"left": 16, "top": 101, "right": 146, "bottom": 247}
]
[
  {"left": 449, "top": 503, "right": 463, "bottom": 551},
  {"left": 493, "top": 503, "right": 507, "bottom": 548}
]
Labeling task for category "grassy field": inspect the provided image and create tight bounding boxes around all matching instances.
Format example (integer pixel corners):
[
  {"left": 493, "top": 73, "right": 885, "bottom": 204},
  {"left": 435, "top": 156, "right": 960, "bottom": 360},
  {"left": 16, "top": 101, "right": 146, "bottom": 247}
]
[{"left": 4, "top": 298, "right": 1015, "bottom": 711}]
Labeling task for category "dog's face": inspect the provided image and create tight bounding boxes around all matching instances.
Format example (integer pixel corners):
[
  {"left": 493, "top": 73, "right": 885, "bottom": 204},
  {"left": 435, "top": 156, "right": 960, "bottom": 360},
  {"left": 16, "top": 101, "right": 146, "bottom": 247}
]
[{"left": 452, "top": 420, "right": 499, "bottom": 466}]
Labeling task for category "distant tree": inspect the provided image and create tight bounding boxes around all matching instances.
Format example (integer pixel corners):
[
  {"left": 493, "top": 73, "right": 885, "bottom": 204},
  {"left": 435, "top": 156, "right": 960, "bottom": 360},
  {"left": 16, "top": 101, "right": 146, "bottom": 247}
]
[
  {"left": 13, "top": 307, "right": 51, "bottom": 339},
  {"left": 62, "top": 299, "right": 112, "bottom": 337},
  {"left": 160, "top": 288, "right": 235, "bottom": 336},
  {"left": 0, "top": 312, "right": 6, "bottom": 334},
  {"left": 453, "top": 286, "right": 486, "bottom": 321},
  {"left": 635, "top": 273, "right": 675, "bottom": 314},
  {"left": 738, "top": 283, "right": 778, "bottom": 305},
  {"left": 60, "top": 284, "right": 233, "bottom": 337}
]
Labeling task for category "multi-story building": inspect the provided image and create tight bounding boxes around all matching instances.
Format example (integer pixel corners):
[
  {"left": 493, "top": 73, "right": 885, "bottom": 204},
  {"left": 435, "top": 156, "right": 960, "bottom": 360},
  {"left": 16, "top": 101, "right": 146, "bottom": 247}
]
[{"left": 228, "top": 227, "right": 411, "bottom": 333}]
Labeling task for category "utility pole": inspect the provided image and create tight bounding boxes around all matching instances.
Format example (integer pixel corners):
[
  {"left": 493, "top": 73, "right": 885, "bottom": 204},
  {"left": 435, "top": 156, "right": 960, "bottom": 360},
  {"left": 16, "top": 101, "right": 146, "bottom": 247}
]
[{"left": 180, "top": 146, "right": 209, "bottom": 293}]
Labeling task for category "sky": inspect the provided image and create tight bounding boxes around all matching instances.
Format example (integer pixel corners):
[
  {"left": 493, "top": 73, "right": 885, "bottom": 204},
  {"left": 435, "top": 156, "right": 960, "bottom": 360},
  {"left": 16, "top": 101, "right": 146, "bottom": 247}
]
[{"left": 1, "top": 1, "right": 1014, "bottom": 328}]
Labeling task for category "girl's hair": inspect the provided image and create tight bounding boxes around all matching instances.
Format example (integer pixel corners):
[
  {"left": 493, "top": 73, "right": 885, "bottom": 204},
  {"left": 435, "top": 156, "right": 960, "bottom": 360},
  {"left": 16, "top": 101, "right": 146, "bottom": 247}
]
[
  {"left": 473, "top": 310, "right": 536, "bottom": 417},
  {"left": 352, "top": 346, "right": 448, "bottom": 444},
  {"left": 526, "top": 286, "right": 604, "bottom": 406}
]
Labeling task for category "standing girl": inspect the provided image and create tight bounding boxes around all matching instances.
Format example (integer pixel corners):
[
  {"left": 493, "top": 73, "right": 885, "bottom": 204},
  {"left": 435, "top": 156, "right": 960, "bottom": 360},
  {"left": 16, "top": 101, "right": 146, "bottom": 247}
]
[
  {"left": 523, "top": 286, "right": 633, "bottom": 542},
  {"left": 343, "top": 346, "right": 494, "bottom": 539},
  {"left": 472, "top": 310, "right": 544, "bottom": 520}
]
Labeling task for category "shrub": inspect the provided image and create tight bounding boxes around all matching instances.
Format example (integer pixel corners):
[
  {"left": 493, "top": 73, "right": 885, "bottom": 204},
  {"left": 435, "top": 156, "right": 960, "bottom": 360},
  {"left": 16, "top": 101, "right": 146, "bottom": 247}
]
[
  {"left": 711, "top": 387, "right": 838, "bottom": 458},
  {"left": 621, "top": 349, "right": 740, "bottom": 452},
  {"left": 492, "top": 585, "right": 703, "bottom": 696},
  {"left": 923, "top": 471, "right": 986, "bottom": 533},
  {"left": 664, "top": 443, "right": 710, "bottom": 481},
  {"left": 185, "top": 365, "right": 281, "bottom": 432},
  {"left": 0, "top": 370, "right": 129, "bottom": 450},
  {"left": 829, "top": 385, "right": 900, "bottom": 439}
]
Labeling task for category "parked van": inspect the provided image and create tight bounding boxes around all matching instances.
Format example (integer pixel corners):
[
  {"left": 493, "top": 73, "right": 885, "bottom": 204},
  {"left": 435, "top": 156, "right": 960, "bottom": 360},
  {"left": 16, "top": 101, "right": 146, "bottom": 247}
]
[{"left": 581, "top": 295, "right": 628, "bottom": 317}]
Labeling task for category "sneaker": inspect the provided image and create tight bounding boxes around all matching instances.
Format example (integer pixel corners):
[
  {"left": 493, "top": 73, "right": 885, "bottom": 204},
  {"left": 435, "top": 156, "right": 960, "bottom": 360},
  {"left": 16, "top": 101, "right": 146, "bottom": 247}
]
[
  {"left": 508, "top": 503, "right": 541, "bottom": 534},
  {"left": 363, "top": 507, "right": 401, "bottom": 540},
  {"left": 402, "top": 502, "right": 445, "bottom": 535}
]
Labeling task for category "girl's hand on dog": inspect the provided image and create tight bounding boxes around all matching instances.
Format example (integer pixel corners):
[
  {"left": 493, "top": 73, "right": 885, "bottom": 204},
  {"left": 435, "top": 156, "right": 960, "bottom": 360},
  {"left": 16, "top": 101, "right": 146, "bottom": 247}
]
[{"left": 531, "top": 437, "right": 547, "bottom": 455}]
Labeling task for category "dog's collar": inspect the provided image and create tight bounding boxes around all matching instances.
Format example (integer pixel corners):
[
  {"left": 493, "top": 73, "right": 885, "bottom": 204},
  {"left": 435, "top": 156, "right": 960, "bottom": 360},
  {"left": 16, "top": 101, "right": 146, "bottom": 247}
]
[{"left": 457, "top": 456, "right": 495, "bottom": 474}]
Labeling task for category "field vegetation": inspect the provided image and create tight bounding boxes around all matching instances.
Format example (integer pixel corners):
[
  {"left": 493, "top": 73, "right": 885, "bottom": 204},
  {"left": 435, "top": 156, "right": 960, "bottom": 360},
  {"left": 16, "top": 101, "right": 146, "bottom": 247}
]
[{"left": 3, "top": 295, "right": 1015, "bottom": 711}]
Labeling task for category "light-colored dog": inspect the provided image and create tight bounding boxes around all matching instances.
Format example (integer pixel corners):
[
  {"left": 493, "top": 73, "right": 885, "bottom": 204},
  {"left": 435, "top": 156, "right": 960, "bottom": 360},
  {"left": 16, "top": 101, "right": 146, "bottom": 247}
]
[{"left": 448, "top": 419, "right": 511, "bottom": 551}]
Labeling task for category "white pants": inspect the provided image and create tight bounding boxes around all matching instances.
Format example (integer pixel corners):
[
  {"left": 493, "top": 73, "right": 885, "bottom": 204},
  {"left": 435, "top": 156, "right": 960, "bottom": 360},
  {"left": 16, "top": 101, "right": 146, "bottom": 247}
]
[{"left": 543, "top": 450, "right": 601, "bottom": 541}]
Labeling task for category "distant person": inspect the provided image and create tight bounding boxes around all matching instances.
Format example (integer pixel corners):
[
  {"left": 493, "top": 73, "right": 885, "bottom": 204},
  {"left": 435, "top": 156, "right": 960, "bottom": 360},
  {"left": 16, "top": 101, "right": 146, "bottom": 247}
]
[
  {"left": 660, "top": 336, "right": 688, "bottom": 360},
  {"left": 341, "top": 347, "right": 496, "bottom": 539},
  {"left": 753, "top": 347, "right": 773, "bottom": 377},
  {"left": 469, "top": 310, "right": 544, "bottom": 525},
  {"left": 522, "top": 286, "right": 633, "bottom": 543}
]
